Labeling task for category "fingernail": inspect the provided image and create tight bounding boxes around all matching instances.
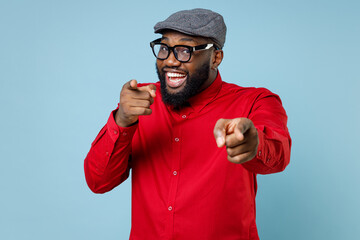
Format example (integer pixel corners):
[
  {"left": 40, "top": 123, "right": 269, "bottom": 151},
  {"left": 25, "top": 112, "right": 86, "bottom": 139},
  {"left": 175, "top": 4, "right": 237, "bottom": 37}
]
[{"left": 216, "top": 137, "right": 224, "bottom": 147}]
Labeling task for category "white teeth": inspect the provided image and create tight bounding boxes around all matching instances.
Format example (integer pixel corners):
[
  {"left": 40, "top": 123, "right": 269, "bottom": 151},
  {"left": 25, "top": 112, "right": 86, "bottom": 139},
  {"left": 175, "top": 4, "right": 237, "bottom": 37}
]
[{"left": 167, "top": 72, "right": 186, "bottom": 78}]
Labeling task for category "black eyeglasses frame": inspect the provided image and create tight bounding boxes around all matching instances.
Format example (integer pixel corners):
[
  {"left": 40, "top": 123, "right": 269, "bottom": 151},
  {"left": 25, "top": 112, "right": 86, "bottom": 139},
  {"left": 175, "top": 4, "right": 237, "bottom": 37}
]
[{"left": 150, "top": 38, "right": 219, "bottom": 63}]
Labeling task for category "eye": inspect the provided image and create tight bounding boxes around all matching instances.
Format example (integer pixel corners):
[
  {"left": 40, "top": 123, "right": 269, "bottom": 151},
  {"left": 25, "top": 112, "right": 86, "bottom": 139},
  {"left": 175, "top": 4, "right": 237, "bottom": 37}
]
[
  {"left": 176, "top": 47, "right": 190, "bottom": 55},
  {"left": 181, "top": 48, "right": 190, "bottom": 54},
  {"left": 160, "top": 46, "right": 168, "bottom": 52}
]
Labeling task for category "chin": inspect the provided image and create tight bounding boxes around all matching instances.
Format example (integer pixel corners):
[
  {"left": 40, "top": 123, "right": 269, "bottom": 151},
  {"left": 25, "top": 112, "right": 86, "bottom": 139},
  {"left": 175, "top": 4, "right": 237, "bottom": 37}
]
[{"left": 166, "top": 82, "right": 187, "bottom": 95}]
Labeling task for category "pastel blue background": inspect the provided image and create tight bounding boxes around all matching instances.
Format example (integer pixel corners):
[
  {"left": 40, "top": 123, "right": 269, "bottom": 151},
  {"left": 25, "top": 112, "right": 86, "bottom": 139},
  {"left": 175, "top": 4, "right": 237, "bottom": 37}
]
[{"left": 1, "top": 0, "right": 359, "bottom": 239}]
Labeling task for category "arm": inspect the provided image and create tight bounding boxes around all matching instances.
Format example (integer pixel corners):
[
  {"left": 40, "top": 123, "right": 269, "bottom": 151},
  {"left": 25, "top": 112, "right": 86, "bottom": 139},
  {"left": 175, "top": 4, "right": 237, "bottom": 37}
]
[
  {"left": 84, "top": 80, "right": 157, "bottom": 193},
  {"left": 214, "top": 89, "right": 291, "bottom": 174},
  {"left": 84, "top": 110, "right": 138, "bottom": 193},
  {"left": 242, "top": 89, "right": 291, "bottom": 174}
]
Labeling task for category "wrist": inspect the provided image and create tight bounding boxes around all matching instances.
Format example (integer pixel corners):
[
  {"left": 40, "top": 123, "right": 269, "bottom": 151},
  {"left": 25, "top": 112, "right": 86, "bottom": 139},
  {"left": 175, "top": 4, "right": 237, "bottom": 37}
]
[{"left": 114, "top": 109, "right": 138, "bottom": 127}]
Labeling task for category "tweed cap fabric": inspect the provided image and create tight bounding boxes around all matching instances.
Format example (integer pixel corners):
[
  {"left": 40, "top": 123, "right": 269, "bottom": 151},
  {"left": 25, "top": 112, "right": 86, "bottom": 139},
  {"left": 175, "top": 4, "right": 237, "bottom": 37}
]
[{"left": 154, "top": 8, "right": 226, "bottom": 49}]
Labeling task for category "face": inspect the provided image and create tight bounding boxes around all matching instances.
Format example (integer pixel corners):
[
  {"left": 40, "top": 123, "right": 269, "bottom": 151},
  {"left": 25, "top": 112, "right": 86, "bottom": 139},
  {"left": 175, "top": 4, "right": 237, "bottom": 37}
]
[{"left": 155, "top": 31, "right": 215, "bottom": 107}]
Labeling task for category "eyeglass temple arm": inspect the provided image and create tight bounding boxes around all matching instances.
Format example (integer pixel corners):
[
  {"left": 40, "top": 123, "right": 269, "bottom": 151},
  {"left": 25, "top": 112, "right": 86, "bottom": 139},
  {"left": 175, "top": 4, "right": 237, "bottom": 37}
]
[{"left": 193, "top": 43, "right": 217, "bottom": 51}]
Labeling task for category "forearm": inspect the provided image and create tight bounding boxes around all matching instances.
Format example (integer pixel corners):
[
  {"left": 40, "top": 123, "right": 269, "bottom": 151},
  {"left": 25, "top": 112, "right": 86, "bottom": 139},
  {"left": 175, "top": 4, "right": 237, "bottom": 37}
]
[
  {"left": 84, "top": 109, "right": 138, "bottom": 193},
  {"left": 242, "top": 89, "right": 291, "bottom": 174}
]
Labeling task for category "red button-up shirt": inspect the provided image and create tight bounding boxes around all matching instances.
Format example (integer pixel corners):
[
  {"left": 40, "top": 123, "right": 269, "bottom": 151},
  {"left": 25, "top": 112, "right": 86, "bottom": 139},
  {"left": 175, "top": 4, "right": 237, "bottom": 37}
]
[{"left": 84, "top": 72, "right": 291, "bottom": 240}]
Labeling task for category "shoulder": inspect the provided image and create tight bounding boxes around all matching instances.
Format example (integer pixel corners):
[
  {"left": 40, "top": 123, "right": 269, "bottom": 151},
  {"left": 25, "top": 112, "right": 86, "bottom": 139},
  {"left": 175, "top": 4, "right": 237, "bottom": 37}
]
[{"left": 220, "top": 81, "right": 278, "bottom": 100}]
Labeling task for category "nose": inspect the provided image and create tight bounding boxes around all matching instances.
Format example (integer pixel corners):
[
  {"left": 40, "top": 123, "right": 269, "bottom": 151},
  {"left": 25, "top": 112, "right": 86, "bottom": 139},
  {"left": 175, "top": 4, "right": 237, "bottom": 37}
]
[{"left": 164, "top": 50, "right": 181, "bottom": 67}]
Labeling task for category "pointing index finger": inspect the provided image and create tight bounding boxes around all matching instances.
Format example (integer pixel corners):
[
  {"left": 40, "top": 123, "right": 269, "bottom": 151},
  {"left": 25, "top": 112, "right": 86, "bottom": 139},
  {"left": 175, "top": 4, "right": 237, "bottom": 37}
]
[
  {"left": 214, "top": 118, "right": 230, "bottom": 148},
  {"left": 137, "top": 84, "right": 157, "bottom": 98},
  {"left": 146, "top": 84, "right": 157, "bottom": 98}
]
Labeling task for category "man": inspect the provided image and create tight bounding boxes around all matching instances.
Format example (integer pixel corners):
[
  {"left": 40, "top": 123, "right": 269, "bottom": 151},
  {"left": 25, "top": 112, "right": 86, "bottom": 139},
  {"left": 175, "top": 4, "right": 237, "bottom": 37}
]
[{"left": 84, "top": 8, "right": 291, "bottom": 240}]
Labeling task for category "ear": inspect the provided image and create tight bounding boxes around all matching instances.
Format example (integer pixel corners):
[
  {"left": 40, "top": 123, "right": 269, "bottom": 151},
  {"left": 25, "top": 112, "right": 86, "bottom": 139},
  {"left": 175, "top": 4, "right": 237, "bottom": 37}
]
[{"left": 211, "top": 50, "right": 224, "bottom": 70}]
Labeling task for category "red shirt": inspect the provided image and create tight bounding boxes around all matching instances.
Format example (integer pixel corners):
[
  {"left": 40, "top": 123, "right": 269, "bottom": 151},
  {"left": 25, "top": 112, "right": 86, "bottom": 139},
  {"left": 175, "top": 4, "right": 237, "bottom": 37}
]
[{"left": 84, "top": 72, "right": 291, "bottom": 240}]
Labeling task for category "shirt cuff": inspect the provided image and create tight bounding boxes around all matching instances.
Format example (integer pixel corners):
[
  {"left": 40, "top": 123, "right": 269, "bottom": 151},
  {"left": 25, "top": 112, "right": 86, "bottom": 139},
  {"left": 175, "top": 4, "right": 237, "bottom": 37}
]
[
  {"left": 254, "top": 129, "right": 271, "bottom": 165},
  {"left": 106, "top": 109, "right": 138, "bottom": 143},
  {"left": 242, "top": 127, "right": 272, "bottom": 173}
]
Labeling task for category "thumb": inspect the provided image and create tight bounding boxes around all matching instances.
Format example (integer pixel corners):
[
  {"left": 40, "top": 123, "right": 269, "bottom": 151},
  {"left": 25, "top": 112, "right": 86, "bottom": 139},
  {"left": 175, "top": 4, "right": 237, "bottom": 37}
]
[
  {"left": 234, "top": 118, "right": 252, "bottom": 141},
  {"left": 129, "top": 79, "right": 138, "bottom": 90},
  {"left": 213, "top": 119, "right": 230, "bottom": 148}
]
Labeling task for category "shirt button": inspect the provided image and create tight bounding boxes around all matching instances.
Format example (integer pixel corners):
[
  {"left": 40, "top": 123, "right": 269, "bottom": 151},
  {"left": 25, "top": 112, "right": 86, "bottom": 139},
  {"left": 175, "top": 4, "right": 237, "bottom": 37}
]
[
  {"left": 168, "top": 206, "right": 173, "bottom": 211},
  {"left": 173, "top": 171, "right": 178, "bottom": 176},
  {"left": 114, "top": 130, "right": 118, "bottom": 134},
  {"left": 258, "top": 150, "right": 262, "bottom": 157},
  {"left": 122, "top": 132, "right": 127, "bottom": 136},
  {"left": 266, "top": 158, "right": 270, "bottom": 163},
  {"left": 105, "top": 152, "right": 109, "bottom": 156},
  {"left": 182, "top": 115, "right": 187, "bottom": 119},
  {"left": 174, "top": 138, "right": 180, "bottom": 142}
]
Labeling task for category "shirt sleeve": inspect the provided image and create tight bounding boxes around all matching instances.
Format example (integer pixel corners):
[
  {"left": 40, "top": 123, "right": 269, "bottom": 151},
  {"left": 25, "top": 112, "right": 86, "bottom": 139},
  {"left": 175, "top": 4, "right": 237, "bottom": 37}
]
[
  {"left": 84, "top": 108, "right": 138, "bottom": 193},
  {"left": 242, "top": 88, "right": 292, "bottom": 174}
]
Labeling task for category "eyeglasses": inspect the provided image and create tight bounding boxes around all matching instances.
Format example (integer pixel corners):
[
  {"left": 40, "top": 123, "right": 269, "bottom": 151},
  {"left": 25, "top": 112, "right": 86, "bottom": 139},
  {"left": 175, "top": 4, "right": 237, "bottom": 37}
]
[{"left": 150, "top": 38, "right": 218, "bottom": 63}]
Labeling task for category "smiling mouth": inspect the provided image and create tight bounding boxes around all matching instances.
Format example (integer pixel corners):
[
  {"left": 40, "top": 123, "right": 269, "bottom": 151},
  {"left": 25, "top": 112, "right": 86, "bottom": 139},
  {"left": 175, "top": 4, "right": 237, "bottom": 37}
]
[{"left": 166, "top": 72, "right": 187, "bottom": 88}]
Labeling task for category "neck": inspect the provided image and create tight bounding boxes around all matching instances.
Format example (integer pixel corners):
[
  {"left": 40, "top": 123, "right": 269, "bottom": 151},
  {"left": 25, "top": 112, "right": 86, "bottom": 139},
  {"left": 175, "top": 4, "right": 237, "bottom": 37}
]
[{"left": 199, "top": 69, "right": 218, "bottom": 91}]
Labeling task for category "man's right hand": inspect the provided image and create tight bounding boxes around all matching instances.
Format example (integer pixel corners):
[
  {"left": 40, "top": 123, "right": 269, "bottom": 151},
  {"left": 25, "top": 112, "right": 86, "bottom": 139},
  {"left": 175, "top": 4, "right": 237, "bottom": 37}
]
[{"left": 115, "top": 79, "right": 156, "bottom": 127}]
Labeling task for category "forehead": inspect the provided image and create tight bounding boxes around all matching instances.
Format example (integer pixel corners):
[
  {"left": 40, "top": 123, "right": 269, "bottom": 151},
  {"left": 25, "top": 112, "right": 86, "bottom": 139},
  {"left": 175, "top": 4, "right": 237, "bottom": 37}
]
[{"left": 160, "top": 30, "right": 208, "bottom": 45}]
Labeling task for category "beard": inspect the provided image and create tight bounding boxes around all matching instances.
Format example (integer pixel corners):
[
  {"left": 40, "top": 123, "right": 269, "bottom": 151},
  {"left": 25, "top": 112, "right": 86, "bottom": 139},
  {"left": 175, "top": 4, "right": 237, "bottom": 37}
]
[{"left": 156, "top": 62, "right": 210, "bottom": 108}]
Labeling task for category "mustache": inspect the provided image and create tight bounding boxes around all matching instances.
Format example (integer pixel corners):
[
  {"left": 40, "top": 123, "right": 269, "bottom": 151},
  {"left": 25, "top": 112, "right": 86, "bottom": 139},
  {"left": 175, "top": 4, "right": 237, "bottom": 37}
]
[{"left": 161, "top": 66, "right": 188, "bottom": 74}]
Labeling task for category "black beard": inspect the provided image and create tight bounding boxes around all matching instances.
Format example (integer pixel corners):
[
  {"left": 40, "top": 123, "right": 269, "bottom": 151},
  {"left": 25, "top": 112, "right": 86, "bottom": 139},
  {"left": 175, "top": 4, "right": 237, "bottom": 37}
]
[{"left": 156, "top": 62, "right": 210, "bottom": 108}]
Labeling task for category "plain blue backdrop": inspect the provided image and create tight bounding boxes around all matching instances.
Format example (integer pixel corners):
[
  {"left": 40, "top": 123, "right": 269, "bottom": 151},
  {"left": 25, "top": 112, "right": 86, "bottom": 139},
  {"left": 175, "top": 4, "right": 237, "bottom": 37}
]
[{"left": 0, "top": 0, "right": 359, "bottom": 239}]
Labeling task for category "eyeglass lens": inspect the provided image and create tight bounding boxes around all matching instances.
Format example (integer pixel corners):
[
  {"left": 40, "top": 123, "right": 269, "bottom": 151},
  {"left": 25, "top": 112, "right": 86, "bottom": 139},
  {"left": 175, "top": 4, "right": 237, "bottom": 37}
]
[{"left": 152, "top": 44, "right": 191, "bottom": 62}]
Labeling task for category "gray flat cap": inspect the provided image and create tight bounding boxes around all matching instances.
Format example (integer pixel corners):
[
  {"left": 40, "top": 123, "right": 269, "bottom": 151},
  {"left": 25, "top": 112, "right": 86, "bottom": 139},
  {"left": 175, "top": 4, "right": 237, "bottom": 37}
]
[{"left": 154, "top": 8, "right": 226, "bottom": 49}]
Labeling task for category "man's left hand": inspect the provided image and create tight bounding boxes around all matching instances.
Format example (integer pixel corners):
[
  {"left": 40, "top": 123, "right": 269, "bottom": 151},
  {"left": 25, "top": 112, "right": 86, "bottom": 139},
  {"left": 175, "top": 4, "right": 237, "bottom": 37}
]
[{"left": 213, "top": 118, "right": 259, "bottom": 164}]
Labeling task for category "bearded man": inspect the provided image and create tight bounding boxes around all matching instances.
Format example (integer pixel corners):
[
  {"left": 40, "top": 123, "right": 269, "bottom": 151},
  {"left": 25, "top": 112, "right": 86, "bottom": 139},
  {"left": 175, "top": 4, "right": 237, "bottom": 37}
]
[{"left": 84, "top": 8, "right": 291, "bottom": 240}]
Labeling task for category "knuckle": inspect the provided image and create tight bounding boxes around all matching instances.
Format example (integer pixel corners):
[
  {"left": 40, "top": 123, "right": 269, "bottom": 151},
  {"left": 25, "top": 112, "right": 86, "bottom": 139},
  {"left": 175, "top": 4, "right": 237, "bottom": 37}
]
[
  {"left": 144, "top": 108, "right": 152, "bottom": 115},
  {"left": 140, "top": 108, "right": 147, "bottom": 115},
  {"left": 227, "top": 155, "right": 242, "bottom": 164},
  {"left": 141, "top": 108, "right": 151, "bottom": 115},
  {"left": 226, "top": 147, "right": 233, "bottom": 156}
]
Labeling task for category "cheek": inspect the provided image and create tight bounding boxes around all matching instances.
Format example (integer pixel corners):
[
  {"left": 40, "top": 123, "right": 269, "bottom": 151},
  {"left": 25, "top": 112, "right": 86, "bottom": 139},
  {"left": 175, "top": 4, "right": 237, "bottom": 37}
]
[
  {"left": 187, "top": 55, "right": 211, "bottom": 73},
  {"left": 187, "top": 63, "right": 201, "bottom": 75},
  {"left": 182, "top": 61, "right": 196, "bottom": 73},
  {"left": 156, "top": 60, "right": 163, "bottom": 69}
]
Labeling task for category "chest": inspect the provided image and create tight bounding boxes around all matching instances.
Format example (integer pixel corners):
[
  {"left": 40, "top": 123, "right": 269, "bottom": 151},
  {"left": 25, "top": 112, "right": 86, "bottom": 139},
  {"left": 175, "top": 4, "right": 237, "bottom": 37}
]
[{"left": 131, "top": 96, "right": 251, "bottom": 170}]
